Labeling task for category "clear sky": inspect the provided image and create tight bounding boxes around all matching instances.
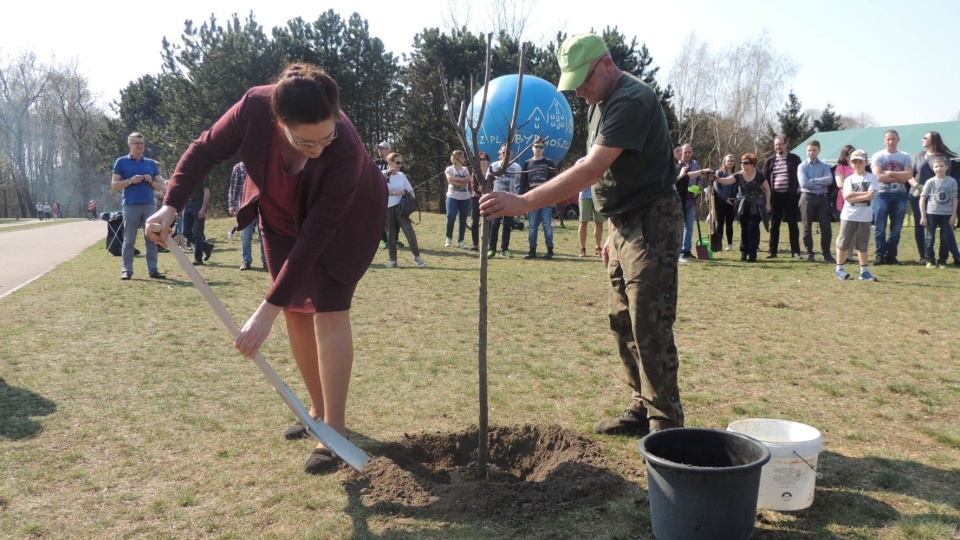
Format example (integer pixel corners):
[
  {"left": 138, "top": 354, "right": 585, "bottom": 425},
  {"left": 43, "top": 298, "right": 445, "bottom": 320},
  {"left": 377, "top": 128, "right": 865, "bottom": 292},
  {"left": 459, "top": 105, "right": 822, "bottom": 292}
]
[{"left": 3, "top": 0, "right": 957, "bottom": 127}]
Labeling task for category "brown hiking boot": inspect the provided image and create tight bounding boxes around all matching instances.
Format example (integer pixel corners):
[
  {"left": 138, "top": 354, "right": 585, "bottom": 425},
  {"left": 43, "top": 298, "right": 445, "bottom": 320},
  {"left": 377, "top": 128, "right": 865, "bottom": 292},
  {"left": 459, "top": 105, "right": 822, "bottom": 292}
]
[{"left": 594, "top": 408, "right": 650, "bottom": 436}]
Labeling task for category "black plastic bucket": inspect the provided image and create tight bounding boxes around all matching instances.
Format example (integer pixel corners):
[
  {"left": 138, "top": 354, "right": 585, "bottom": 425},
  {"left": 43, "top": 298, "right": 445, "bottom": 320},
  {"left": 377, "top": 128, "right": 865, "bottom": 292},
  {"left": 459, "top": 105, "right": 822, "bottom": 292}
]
[{"left": 638, "top": 428, "right": 771, "bottom": 540}]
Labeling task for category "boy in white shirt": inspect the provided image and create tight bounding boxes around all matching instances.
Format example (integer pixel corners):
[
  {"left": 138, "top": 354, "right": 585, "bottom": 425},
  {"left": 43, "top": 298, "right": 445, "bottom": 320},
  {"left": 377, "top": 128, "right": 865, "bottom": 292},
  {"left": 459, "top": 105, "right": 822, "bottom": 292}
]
[{"left": 835, "top": 150, "right": 880, "bottom": 281}]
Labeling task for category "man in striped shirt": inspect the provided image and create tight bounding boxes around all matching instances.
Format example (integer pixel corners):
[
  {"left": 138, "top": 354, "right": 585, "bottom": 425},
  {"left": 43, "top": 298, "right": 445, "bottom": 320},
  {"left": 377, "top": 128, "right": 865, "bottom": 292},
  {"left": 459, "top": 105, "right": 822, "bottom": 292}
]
[{"left": 761, "top": 134, "right": 803, "bottom": 258}]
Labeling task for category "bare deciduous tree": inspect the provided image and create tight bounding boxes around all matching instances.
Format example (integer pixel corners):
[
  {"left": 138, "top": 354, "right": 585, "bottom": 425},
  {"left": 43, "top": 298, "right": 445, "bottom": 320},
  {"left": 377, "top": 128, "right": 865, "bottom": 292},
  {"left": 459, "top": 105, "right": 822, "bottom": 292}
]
[
  {"left": 841, "top": 112, "right": 879, "bottom": 130},
  {"left": 0, "top": 51, "right": 49, "bottom": 217},
  {"left": 442, "top": 0, "right": 473, "bottom": 31},
  {"left": 442, "top": 0, "right": 538, "bottom": 42},
  {"left": 48, "top": 62, "right": 106, "bottom": 217},
  {"left": 487, "top": 0, "right": 537, "bottom": 42},
  {"left": 0, "top": 51, "right": 107, "bottom": 218},
  {"left": 669, "top": 34, "right": 710, "bottom": 146},
  {"left": 669, "top": 31, "right": 797, "bottom": 163}
]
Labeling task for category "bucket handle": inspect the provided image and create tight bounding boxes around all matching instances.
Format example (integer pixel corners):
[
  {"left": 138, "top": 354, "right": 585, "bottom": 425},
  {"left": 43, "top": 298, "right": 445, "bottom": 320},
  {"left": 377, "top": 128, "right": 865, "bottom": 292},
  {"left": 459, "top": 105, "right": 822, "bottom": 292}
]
[{"left": 793, "top": 450, "right": 823, "bottom": 479}]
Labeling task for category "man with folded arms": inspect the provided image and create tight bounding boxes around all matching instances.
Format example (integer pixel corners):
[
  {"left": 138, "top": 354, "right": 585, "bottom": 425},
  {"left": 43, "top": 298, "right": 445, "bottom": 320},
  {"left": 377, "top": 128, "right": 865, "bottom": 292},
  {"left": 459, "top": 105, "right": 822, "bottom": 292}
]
[{"left": 798, "top": 140, "right": 836, "bottom": 262}]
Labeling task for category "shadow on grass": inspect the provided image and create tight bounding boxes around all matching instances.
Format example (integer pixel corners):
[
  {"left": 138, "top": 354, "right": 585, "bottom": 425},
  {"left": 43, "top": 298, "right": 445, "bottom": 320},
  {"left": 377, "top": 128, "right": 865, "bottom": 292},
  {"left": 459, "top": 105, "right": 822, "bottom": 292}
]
[
  {"left": 820, "top": 451, "right": 960, "bottom": 510},
  {"left": 0, "top": 378, "right": 56, "bottom": 440},
  {"left": 754, "top": 450, "right": 960, "bottom": 537}
]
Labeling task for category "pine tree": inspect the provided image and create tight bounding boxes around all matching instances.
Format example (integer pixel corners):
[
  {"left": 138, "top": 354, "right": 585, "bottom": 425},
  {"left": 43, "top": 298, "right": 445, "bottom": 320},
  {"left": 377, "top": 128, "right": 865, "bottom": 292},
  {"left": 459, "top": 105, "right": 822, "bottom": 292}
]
[
  {"left": 776, "top": 91, "right": 814, "bottom": 145},
  {"left": 813, "top": 103, "right": 843, "bottom": 133}
]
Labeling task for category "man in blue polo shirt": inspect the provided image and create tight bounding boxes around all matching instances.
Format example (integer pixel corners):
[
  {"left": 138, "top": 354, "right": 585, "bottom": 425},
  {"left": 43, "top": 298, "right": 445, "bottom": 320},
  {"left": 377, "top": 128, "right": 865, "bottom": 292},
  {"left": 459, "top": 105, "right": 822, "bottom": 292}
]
[{"left": 112, "top": 132, "right": 165, "bottom": 280}]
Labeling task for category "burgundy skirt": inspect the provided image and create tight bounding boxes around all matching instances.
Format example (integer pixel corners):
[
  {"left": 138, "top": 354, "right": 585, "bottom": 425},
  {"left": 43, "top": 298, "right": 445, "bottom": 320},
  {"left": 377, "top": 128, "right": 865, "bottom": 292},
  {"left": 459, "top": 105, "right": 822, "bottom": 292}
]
[{"left": 261, "top": 227, "right": 359, "bottom": 313}]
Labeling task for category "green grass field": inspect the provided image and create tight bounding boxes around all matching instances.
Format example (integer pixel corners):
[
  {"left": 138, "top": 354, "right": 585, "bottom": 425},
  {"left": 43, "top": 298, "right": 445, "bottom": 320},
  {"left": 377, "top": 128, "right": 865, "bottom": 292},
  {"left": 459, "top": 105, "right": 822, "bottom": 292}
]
[{"left": 1, "top": 213, "right": 959, "bottom": 539}]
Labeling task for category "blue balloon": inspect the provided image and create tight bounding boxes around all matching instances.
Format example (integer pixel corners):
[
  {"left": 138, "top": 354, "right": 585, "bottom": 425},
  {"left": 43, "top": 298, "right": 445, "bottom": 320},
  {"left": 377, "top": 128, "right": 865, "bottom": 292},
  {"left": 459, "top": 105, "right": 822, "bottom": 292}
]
[{"left": 465, "top": 75, "right": 574, "bottom": 165}]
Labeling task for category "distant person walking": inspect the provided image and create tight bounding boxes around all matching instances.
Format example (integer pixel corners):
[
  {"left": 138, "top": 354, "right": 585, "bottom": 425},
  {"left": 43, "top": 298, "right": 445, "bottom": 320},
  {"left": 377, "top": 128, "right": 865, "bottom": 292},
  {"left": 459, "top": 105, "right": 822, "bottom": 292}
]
[
  {"left": 229, "top": 161, "right": 266, "bottom": 270},
  {"left": 383, "top": 152, "right": 425, "bottom": 268}
]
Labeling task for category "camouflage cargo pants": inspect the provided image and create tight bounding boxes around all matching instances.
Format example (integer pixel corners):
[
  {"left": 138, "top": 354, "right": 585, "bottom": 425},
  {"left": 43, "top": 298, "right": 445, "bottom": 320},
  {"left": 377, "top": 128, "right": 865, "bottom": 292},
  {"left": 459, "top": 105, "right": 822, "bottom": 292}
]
[{"left": 607, "top": 189, "right": 684, "bottom": 429}]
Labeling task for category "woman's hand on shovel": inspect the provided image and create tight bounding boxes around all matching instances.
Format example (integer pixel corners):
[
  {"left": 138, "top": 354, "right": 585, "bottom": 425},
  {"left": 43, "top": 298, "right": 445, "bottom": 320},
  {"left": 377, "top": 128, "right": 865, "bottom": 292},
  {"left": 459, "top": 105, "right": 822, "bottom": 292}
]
[
  {"left": 146, "top": 206, "right": 178, "bottom": 249},
  {"left": 235, "top": 300, "right": 283, "bottom": 358}
]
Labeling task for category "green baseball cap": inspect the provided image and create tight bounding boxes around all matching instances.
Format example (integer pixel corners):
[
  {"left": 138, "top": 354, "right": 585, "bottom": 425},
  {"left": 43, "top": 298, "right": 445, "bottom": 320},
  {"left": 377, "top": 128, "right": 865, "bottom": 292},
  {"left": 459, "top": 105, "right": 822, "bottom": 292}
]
[{"left": 557, "top": 34, "right": 608, "bottom": 91}]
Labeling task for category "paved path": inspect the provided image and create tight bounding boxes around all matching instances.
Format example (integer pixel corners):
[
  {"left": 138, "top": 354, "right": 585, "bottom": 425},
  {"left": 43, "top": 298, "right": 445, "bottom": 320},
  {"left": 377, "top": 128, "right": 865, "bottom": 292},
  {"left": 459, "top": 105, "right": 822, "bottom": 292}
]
[{"left": 0, "top": 220, "right": 106, "bottom": 299}]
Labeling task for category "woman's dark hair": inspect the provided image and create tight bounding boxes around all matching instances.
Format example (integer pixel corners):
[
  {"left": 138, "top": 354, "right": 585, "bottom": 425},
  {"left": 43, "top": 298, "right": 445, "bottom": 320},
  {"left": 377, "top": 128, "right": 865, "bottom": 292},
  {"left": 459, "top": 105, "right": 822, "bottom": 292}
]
[
  {"left": 271, "top": 63, "right": 339, "bottom": 126},
  {"left": 926, "top": 131, "right": 957, "bottom": 158},
  {"left": 837, "top": 144, "right": 855, "bottom": 166}
]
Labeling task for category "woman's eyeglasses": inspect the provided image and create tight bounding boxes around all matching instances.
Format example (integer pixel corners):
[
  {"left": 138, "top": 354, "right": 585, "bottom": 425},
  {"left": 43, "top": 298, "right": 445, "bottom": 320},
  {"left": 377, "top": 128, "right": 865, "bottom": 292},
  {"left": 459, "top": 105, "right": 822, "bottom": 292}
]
[
  {"left": 392, "top": 161, "right": 403, "bottom": 166},
  {"left": 740, "top": 161, "right": 753, "bottom": 165},
  {"left": 287, "top": 125, "right": 338, "bottom": 148}
]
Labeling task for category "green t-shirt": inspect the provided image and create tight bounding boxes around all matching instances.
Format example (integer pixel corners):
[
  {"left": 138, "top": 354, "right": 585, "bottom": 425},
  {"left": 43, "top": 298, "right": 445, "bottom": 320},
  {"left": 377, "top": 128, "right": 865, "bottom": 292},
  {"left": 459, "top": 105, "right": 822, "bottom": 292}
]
[{"left": 587, "top": 74, "right": 676, "bottom": 217}]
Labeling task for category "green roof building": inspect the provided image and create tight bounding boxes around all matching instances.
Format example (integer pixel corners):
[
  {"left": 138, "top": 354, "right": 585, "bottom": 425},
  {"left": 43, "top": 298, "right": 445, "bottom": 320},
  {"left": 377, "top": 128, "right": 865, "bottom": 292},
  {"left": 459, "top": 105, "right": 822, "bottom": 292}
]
[{"left": 792, "top": 121, "right": 960, "bottom": 164}]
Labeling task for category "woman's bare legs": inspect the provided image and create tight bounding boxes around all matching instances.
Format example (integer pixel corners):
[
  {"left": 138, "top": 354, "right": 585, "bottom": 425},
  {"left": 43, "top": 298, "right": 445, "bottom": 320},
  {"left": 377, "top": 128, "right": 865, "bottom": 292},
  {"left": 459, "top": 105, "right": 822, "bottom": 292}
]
[{"left": 285, "top": 309, "right": 353, "bottom": 451}]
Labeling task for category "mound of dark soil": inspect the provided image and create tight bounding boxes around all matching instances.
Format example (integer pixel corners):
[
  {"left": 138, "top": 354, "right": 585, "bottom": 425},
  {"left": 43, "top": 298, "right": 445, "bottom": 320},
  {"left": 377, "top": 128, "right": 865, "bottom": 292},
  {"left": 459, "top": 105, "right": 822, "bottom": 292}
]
[{"left": 343, "top": 424, "right": 643, "bottom": 523}]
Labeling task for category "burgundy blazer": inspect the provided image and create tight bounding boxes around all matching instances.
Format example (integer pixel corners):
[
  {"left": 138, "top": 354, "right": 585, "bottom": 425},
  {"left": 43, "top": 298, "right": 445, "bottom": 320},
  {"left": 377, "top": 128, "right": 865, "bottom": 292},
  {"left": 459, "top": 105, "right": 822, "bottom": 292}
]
[{"left": 165, "top": 85, "right": 387, "bottom": 307}]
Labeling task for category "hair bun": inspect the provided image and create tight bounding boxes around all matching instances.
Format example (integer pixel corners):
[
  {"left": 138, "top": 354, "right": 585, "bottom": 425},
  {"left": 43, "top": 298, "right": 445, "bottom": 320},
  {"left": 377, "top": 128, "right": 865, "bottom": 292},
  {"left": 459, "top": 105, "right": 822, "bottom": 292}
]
[{"left": 285, "top": 64, "right": 304, "bottom": 78}]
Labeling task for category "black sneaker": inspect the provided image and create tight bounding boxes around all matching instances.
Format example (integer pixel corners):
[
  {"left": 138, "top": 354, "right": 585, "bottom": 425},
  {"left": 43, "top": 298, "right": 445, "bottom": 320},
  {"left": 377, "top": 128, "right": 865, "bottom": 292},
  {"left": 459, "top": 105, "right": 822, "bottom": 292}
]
[
  {"left": 149, "top": 270, "right": 166, "bottom": 279},
  {"left": 822, "top": 253, "right": 836, "bottom": 263},
  {"left": 766, "top": 253, "right": 777, "bottom": 259},
  {"left": 887, "top": 256, "right": 901, "bottom": 265},
  {"left": 594, "top": 408, "right": 650, "bottom": 436},
  {"left": 806, "top": 253, "right": 816, "bottom": 262},
  {"left": 524, "top": 250, "right": 537, "bottom": 259},
  {"left": 203, "top": 242, "right": 214, "bottom": 261},
  {"left": 543, "top": 249, "right": 554, "bottom": 260},
  {"left": 874, "top": 256, "right": 886, "bottom": 266}
]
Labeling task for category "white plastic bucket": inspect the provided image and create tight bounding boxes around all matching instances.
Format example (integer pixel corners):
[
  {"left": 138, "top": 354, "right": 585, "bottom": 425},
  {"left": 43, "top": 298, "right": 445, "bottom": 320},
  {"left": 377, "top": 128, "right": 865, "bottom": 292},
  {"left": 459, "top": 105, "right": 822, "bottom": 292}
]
[{"left": 726, "top": 418, "right": 823, "bottom": 511}]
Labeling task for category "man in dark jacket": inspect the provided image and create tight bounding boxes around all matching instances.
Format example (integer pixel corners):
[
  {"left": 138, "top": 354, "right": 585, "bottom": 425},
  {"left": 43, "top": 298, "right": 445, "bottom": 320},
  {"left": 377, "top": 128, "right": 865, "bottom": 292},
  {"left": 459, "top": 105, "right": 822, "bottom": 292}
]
[{"left": 761, "top": 134, "right": 803, "bottom": 257}]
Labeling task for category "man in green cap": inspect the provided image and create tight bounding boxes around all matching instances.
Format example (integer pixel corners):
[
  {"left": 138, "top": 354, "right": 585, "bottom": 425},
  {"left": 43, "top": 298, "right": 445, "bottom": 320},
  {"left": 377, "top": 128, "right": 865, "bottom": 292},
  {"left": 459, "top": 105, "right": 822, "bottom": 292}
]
[{"left": 480, "top": 33, "right": 684, "bottom": 435}]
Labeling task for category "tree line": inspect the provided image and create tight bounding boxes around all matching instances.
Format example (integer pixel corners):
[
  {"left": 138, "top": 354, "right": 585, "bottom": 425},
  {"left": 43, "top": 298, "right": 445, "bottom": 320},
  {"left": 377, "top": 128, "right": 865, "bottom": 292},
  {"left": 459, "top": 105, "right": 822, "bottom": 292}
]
[
  {"left": 0, "top": 54, "right": 104, "bottom": 219},
  {"left": 2, "top": 11, "right": 839, "bottom": 219}
]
